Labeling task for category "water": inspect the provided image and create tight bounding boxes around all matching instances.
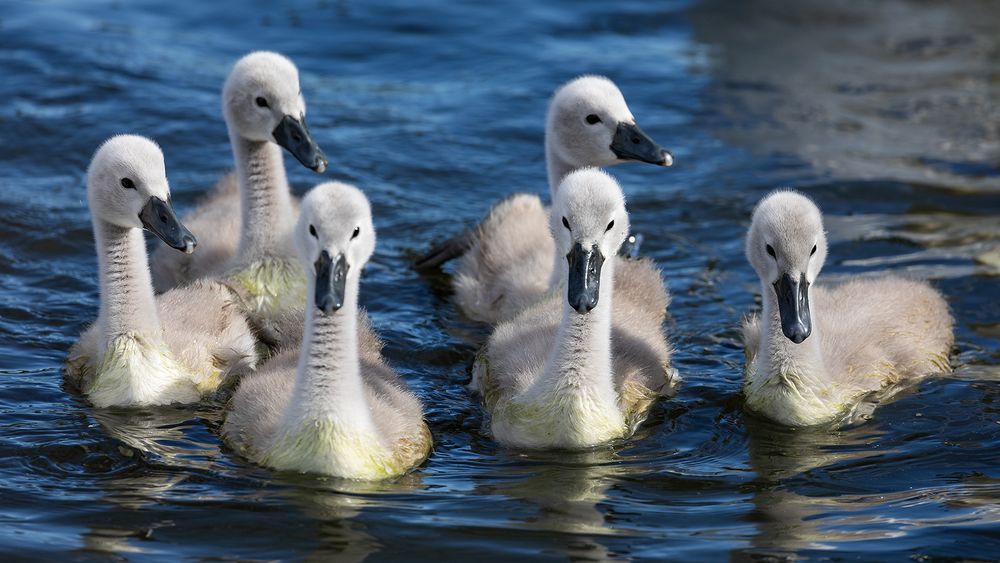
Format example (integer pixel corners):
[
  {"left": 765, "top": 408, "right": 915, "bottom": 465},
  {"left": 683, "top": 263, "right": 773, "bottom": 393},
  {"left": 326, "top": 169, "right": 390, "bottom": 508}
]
[{"left": 1, "top": 0, "right": 998, "bottom": 559}]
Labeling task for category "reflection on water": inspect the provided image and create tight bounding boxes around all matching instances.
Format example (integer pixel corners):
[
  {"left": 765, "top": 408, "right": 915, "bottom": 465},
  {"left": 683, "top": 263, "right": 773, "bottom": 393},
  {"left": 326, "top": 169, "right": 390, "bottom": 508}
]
[
  {"left": 87, "top": 407, "right": 218, "bottom": 472},
  {"left": 279, "top": 482, "right": 382, "bottom": 563},
  {"left": 76, "top": 405, "right": 406, "bottom": 559},
  {"left": 690, "top": 0, "right": 1000, "bottom": 193},
  {"left": 741, "top": 416, "right": 887, "bottom": 554},
  {"left": 77, "top": 407, "right": 217, "bottom": 556},
  {"left": 744, "top": 415, "right": 888, "bottom": 481},
  {"left": 480, "top": 451, "right": 626, "bottom": 560},
  {"left": 740, "top": 379, "right": 1000, "bottom": 559}
]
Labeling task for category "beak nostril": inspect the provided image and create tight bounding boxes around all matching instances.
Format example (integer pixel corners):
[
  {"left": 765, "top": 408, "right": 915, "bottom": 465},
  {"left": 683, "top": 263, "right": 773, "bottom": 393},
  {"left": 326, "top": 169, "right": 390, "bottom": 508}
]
[
  {"left": 159, "top": 214, "right": 167, "bottom": 222},
  {"left": 631, "top": 136, "right": 640, "bottom": 144}
]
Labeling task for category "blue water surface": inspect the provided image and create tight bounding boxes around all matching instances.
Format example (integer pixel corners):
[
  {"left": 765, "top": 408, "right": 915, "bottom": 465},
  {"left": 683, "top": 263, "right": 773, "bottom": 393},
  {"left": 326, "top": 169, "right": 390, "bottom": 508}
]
[{"left": 0, "top": 0, "right": 998, "bottom": 560}]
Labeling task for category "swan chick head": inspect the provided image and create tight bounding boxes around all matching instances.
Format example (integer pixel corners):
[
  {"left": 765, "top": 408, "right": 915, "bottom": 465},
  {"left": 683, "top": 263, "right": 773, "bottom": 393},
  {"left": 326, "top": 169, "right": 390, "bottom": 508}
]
[
  {"left": 87, "top": 135, "right": 196, "bottom": 253},
  {"left": 547, "top": 76, "right": 672, "bottom": 170},
  {"left": 296, "top": 182, "right": 376, "bottom": 314},
  {"left": 746, "top": 190, "right": 828, "bottom": 343},
  {"left": 551, "top": 168, "right": 630, "bottom": 314},
  {"left": 223, "top": 51, "right": 328, "bottom": 173}
]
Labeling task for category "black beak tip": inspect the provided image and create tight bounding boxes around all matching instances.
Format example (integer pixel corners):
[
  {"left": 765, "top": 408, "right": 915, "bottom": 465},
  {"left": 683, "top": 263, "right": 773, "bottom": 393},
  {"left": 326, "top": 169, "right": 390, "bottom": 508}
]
[
  {"left": 317, "top": 296, "right": 343, "bottom": 314},
  {"left": 570, "top": 298, "right": 598, "bottom": 315},
  {"left": 784, "top": 325, "right": 811, "bottom": 344}
]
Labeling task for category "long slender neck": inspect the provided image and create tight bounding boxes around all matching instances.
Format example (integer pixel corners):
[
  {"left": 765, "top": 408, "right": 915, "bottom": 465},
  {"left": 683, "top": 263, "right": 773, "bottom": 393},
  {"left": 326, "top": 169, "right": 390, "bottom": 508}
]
[
  {"left": 756, "top": 284, "right": 824, "bottom": 380},
  {"left": 544, "top": 131, "right": 581, "bottom": 288},
  {"left": 286, "top": 273, "right": 375, "bottom": 429},
  {"left": 545, "top": 135, "right": 577, "bottom": 201},
  {"left": 537, "top": 259, "right": 617, "bottom": 399},
  {"left": 230, "top": 131, "right": 295, "bottom": 264},
  {"left": 94, "top": 220, "right": 161, "bottom": 342}
]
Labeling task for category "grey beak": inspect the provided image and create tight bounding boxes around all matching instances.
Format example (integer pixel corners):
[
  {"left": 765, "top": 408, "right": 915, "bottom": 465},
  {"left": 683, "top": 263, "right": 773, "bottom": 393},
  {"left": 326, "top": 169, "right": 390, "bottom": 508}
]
[
  {"left": 773, "top": 272, "right": 811, "bottom": 343},
  {"left": 272, "top": 114, "right": 328, "bottom": 173},
  {"left": 610, "top": 121, "right": 673, "bottom": 166},
  {"left": 314, "top": 251, "right": 348, "bottom": 314},
  {"left": 566, "top": 243, "right": 604, "bottom": 314},
  {"left": 139, "top": 197, "right": 196, "bottom": 254}
]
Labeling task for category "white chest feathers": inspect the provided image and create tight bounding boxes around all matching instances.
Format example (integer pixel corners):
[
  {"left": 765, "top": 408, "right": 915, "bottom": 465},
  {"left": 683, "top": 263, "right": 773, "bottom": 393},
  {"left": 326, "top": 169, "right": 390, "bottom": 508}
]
[
  {"left": 259, "top": 419, "right": 406, "bottom": 480},
  {"left": 743, "top": 354, "right": 844, "bottom": 427},
  {"left": 87, "top": 333, "right": 201, "bottom": 408},
  {"left": 491, "top": 384, "right": 626, "bottom": 449}
]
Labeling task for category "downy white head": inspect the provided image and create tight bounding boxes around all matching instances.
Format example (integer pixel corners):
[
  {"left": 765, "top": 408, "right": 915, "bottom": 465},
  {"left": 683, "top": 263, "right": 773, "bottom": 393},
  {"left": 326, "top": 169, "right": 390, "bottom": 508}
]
[
  {"left": 223, "top": 51, "right": 328, "bottom": 173},
  {"left": 88, "top": 135, "right": 196, "bottom": 253},
  {"left": 550, "top": 168, "right": 631, "bottom": 314},
  {"left": 546, "top": 76, "right": 672, "bottom": 192},
  {"left": 295, "top": 182, "right": 376, "bottom": 314},
  {"left": 745, "top": 190, "right": 828, "bottom": 344}
]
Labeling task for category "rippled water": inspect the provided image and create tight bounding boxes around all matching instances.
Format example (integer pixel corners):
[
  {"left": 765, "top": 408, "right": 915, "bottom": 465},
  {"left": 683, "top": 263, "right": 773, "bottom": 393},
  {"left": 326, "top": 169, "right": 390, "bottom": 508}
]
[{"left": 1, "top": 0, "right": 998, "bottom": 559}]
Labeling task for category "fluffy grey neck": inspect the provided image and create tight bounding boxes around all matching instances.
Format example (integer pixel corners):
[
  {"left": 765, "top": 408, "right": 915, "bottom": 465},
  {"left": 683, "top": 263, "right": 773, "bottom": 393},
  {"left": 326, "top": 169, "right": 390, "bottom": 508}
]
[
  {"left": 94, "top": 221, "right": 161, "bottom": 343},
  {"left": 287, "top": 274, "right": 373, "bottom": 427},
  {"left": 538, "top": 260, "right": 616, "bottom": 398},
  {"left": 231, "top": 133, "right": 295, "bottom": 265},
  {"left": 544, "top": 137, "right": 577, "bottom": 200},
  {"left": 755, "top": 286, "right": 825, "bottom": 384}
]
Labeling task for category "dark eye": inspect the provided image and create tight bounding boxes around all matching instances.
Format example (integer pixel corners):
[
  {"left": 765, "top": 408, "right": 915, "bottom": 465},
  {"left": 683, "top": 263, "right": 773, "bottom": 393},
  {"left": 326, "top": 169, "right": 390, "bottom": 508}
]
[
  {"left": 585, "top": 114, "right": 601, "bottom": 125},
  {"left": 309, "top": 224, "right": 317, "bottom": 238},
  {"left": 810, "top": 245, "right": 817, "bottom": 256},
  {"left": 351, "top": 226, "right": 360, "bottom": 240},
  {"left": 255, "top": 96, "right": 269, "bottom": 108},
  {"left": 766, "top": 244, "right": 776, "bottom": 258},
  {"left": 561, "top": 216, "right": 571, "bottom": 230},
  {"left": 120, "top": 178, "right": 135, "bottom": 190},
  {"left": 606, "top": 220, "right": 614, "bottom": 232}
]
